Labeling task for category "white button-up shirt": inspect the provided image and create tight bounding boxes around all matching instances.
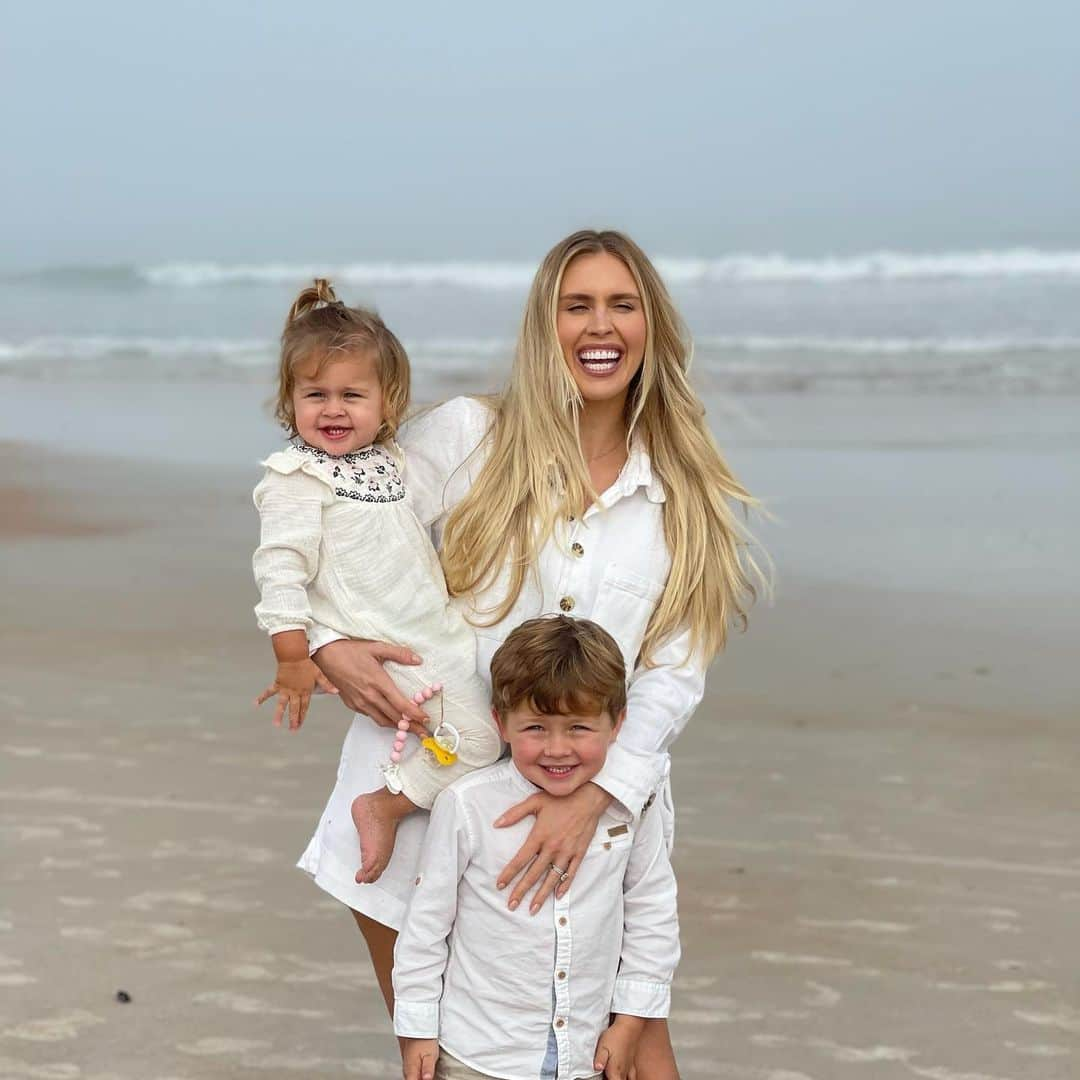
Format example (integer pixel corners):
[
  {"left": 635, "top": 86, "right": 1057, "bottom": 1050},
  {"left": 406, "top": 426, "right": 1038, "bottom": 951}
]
[
  {"left": 334, "top": 395, "right": 710, "bottom": 826},
  {"left": 392, "top": 759, "right": 680, "bottom": 1080}
]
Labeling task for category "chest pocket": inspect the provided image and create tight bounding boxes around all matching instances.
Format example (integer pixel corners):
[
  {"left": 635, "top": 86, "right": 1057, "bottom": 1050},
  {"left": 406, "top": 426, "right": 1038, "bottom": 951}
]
[
  {"left": 587, "top": 821, "right": 635, "bottom": 859},
  {"left": 589, "top": 566, "right": 665, "bottom": 671}
]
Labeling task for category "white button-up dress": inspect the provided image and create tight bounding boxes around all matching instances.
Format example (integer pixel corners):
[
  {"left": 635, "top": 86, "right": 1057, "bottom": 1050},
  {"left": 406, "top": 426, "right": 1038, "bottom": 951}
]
[{"left": 299, "top": 397, "right": 708, "bottom": 928}]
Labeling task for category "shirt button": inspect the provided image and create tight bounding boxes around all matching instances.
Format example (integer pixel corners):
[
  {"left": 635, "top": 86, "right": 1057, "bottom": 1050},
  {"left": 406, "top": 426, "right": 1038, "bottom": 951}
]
[
  {"left": 555, "top": 1018, "right": 565, "bottom": 1029},
  {"left": 559, "top": 916, "right": 567, "bottom": 926},
  {"left": 603, "top": 841, "right": 611, "bottom": 850},
  {"left": 557, "top": 970, "right": 566, "bottom": 979},
  {"left": 570, "top": 542, "right": 584, "bottom": 558},
  {"left": 559, "top": 596, "right": 575, "bottom": 612}
]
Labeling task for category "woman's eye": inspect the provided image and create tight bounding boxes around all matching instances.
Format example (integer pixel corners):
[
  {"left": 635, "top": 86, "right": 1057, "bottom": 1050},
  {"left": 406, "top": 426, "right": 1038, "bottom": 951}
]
[
  {"left": 567, "top": 304, "right": 587, "bottom": 313},
  {"left": 616, "top": 303, "right": 635, "bottom": 312}
]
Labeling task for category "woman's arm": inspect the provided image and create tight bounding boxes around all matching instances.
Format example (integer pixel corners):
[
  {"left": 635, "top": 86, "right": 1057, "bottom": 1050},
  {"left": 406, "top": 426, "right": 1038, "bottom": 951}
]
[{"left": 594, "top": 623, "right": 708, "bottom": 816}]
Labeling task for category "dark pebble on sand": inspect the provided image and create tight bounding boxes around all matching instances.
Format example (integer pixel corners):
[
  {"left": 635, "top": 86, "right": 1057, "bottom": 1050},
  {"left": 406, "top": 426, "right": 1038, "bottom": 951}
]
[{"left": 115, "top": 990, "right": 132, "bottom": 1003}]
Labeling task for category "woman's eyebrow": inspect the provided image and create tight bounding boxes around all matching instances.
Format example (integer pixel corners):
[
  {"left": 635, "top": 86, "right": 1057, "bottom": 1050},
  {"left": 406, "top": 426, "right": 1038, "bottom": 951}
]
[{"left": 559, "top": 291, "right": 641, "bottom": 302}]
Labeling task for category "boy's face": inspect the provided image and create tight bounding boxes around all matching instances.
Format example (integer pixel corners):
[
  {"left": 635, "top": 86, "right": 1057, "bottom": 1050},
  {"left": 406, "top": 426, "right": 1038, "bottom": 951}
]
[{"left": 495, "top": 702, "right": 624, "bottom": 796}]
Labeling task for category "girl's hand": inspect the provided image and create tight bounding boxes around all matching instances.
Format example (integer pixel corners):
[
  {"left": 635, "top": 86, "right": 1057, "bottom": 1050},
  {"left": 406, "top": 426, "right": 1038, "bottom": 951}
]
[
  {"left": 494, "top": 782, "right": 613, "bottom": 913},
  {"left": 311, "top": 638, "right": 429, "bottom": 735},
  {"left": 401, "top": 1037, "right": 439, "bottom": 1080},
  {"left": 255, "top": 658, "right": 337, "bottom": 730}
]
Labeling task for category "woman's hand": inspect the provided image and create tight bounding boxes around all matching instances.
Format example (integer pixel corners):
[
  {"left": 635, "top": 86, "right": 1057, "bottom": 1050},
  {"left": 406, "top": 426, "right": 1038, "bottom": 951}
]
[
  {"left": 311, "top": 639, "right": 429, "bottom": 735},
  {"left": 494, "top": 781, "right": 613, "bottom": 913}
]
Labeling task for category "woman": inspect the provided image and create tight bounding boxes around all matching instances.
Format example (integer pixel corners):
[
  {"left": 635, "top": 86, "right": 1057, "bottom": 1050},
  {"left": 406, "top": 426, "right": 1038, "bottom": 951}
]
[{"left": 304, "top": 229, "right": 764, "bottom": 1077}]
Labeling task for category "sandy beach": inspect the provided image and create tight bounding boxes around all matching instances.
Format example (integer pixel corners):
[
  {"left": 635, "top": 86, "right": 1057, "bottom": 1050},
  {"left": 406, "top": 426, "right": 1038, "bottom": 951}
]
[{"left": 2, "top": 386, "right": 1078, "bottom": 1080}]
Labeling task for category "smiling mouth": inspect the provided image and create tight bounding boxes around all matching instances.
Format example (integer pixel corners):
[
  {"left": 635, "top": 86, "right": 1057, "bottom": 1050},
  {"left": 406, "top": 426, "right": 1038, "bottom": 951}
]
[
  {"left": 540, "top": 764, "right": 578, "bottom": 777},
  {"left": 320, "top": 427, "right": 352, "bottom": 438},
  {"left": 576, "top": 348, "right": 622, "bottom": 375}
]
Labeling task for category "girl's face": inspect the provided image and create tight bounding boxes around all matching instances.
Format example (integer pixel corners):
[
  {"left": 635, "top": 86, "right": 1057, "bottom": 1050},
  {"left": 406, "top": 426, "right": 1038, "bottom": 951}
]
[
  {"left": 292, "top": 351, "right": 384, "bottom": 455},
  {"left": 556, "top": 251, "right": 647, "bottom": 409}
]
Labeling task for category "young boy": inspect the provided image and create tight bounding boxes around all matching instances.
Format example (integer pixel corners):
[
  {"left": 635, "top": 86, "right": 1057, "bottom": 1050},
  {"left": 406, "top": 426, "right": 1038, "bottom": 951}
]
[{"left": 392, "top": 615, "right": 680, "bottom": 1080}]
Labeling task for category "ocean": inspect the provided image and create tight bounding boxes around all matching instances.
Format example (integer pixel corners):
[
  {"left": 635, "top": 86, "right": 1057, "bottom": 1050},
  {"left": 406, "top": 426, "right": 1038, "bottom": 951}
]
[{"left": 3, "top": 249, "right": 1080, "bottom": 395}]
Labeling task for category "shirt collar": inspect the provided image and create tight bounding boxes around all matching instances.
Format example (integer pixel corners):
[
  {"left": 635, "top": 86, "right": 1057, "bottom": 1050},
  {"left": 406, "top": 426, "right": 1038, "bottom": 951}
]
[{"left": 598, "top": 435, "right": 666, "bottom": 508}]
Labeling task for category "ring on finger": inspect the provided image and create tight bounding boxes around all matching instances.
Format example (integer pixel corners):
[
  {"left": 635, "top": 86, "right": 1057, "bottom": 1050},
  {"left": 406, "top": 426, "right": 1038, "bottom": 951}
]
[{"left": 548, "top": 862, "right": 569, "bottom": 882}]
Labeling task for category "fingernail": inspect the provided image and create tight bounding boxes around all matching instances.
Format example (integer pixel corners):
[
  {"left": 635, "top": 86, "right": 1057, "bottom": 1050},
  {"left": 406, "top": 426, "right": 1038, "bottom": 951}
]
[
  {"left": 529, "top": 904, "right": 538, "bottom": 915},
  {"left": 411, "top": 653, "right": 421, "bottom": 663},
  {"left": 496, "top": 881, "right": 505, "bottom": 890},
  {"left": 508, "top": 900, "right": 518, "bottom": 910}
]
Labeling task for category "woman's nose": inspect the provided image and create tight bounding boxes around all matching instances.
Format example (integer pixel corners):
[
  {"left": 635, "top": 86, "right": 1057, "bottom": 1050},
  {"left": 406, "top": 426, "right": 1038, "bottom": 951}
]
[{"left": 587, "top": 306, "right": 613, "bottom": 334}]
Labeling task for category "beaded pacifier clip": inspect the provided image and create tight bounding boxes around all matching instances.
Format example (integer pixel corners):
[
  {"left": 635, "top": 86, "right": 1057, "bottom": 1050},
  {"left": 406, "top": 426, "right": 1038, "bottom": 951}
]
[{"left": 383, "top": 683, "right": 460, "bottom": 794}]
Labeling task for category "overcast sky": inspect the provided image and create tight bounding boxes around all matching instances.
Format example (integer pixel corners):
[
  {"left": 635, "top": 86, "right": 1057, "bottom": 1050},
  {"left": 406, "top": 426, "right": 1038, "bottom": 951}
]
[{"left": 2, "top": 1, "right": 1078, "bottom": 266}]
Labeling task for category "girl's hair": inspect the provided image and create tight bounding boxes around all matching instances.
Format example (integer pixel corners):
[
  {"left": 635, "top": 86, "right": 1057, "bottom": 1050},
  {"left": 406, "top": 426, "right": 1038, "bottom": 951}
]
[
  {"left": 275, "top": 278, "right": 410, "bottom": 442},
  {"left": 441, "top": 229, "right": 768, "bottom": 666}
]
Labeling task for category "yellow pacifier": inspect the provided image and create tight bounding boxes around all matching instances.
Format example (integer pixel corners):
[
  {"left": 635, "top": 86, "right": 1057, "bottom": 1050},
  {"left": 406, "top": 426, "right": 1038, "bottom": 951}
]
[{"left": 422, "top": 718, "right": 460, "bottom": 767}]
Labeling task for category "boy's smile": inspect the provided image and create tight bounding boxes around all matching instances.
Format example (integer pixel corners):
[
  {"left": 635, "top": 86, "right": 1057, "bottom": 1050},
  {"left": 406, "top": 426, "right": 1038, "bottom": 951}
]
[{"left": 495, "top": 703, "right": 624, "bottom": 797}]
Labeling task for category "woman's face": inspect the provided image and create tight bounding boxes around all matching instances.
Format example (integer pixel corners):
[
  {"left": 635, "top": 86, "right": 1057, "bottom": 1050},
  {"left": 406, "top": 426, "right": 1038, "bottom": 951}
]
[{"left": 556, "top": 251, "right": 647, "bottom": 409}]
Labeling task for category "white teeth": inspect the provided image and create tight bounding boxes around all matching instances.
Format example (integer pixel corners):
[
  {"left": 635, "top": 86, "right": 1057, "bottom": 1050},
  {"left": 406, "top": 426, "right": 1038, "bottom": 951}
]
[{"left": 580, "top": 349, "right": 620, "bottom": 361}]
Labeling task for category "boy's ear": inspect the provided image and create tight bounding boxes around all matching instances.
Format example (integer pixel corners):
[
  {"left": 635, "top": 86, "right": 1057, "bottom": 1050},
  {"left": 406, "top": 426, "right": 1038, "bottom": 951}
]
[
  {"left": 492, "top": 706, "right": 507, "bottom": 739},
  {"left": 611, "top": 708, "right": 626, "bottom": 739}
]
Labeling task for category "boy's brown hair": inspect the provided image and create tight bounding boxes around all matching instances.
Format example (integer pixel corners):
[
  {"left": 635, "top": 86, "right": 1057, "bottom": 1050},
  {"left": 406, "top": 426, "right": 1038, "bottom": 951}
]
[
  {"left": 490, "top": 615, "right": 627, "bottom": 720},
  {"left": 275, "top": 278, "right": 411, "bottom": 443}
]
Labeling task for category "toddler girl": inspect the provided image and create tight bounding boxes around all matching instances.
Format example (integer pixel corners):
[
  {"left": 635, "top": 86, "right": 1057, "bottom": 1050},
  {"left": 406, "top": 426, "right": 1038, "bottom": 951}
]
[{"left": 252, "top": 279, "right": 502, "bottom": 883}]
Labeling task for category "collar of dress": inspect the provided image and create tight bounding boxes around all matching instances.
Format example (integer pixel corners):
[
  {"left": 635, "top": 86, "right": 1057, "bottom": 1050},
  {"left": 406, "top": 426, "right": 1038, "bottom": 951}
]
[
  {"left": 288, "top": 439, "right": 383, "bottom": 465},
  {"left": 599, "top": 436, "right": 666, "bottom": 507}
]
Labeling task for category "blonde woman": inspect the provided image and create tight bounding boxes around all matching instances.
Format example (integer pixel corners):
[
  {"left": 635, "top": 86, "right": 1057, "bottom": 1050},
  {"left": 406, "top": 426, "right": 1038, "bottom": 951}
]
[{"left": 306, "top": 229, "right": 764, "bottom": 1078}]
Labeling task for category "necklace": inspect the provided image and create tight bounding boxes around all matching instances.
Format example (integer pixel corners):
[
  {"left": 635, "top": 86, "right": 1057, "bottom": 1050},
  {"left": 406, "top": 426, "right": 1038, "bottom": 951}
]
[{"left": 585, "top": 437, "right": 626, "bottom": 464}]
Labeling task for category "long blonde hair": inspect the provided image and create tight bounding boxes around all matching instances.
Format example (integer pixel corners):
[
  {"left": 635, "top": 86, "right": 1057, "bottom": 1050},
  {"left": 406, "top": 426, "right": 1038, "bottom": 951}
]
[
  {"left": 275, "top": 278, "right": 410, "bottom": 443},
  {"left": 441, "top": 229, "right": 767, "bottom": 665}
]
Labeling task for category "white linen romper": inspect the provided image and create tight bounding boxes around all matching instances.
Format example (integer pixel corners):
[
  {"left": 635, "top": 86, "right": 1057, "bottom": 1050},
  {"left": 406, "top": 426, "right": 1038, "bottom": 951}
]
[
  {"left": 299, "top": 398, "right": 709, "bottom": 930},
  {"left": 253, "top": 440, "right": 501, "bottom": 816}
]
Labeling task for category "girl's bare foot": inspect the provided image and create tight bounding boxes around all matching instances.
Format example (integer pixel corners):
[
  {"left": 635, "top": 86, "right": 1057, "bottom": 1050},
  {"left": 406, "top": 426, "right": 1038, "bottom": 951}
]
[{"left": 351, "top": 787, "right": 416, "bottom": 884}]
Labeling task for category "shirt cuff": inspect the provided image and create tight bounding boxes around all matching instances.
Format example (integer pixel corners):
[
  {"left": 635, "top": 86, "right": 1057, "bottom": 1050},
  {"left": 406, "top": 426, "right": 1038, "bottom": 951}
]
[
  {"left": 260, "top": 620, "right": 310, "bottom": 636},
  {"left": 612, "top": 977, "right": 671, "bottom": 1019},
  {"left": 307, "top": 625, "right": 347, "bottom": 656},
  {"left": 592, "top": 742, "right": 668, "bottom": 820},
  {"left": 393, "top": 1000, "right": 440, "bottom": 1039}
]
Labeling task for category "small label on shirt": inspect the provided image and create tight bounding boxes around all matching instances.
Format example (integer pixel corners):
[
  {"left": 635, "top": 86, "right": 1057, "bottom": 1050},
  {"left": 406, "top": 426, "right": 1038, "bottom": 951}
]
[{"left": 607, "top": 824, "right": 629, "bottom": 837}]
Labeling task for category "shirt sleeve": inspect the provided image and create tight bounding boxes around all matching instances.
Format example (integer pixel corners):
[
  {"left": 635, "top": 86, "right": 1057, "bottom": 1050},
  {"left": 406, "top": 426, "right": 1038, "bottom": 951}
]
[
  {"left": 392, "top": 789, "right": 472, "bottom": 1039},
  {"left": 251, "top": 468, "right": 331, "bottom": 635},
  {"left": 399, "top": 396, "right": 492, "bottom": 536},
  {"left": 306, "top": 623, "right": 347, "bottom": 656},
  {"left": 611, "top": 800, "right": 680, "bottom": 1019},
  {"left": 592, "top": 624, "right": 708, "bottom": 818}
]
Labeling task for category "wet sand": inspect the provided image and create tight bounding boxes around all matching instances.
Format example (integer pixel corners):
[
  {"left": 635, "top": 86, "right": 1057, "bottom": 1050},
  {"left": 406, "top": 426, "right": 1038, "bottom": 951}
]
[{"left": 1, "top": 390, "right": 1078, "bottom": 1079}]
